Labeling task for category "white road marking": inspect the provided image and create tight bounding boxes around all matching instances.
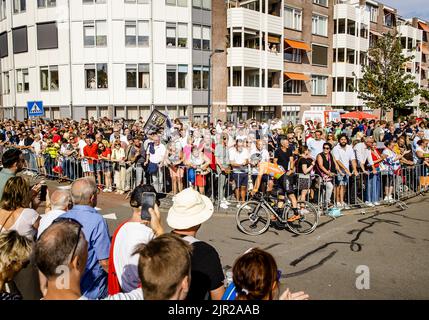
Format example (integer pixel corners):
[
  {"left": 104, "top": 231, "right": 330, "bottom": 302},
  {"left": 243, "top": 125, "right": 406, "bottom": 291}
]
[{"left": 103, "top": 213, "right": 118, "bottom": 220}]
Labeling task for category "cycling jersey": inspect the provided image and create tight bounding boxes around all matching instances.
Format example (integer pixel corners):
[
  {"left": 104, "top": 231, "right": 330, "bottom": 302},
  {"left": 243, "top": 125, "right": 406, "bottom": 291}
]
[{"left": 257, "top": 162, "right": 286, "bottom": 179}]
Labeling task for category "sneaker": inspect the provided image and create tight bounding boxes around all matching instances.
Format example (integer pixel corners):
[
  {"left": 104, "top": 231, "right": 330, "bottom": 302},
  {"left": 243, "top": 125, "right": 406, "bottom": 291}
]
[
  {"left": 373, "top": 201, "right": 381, "bottom": 206},
  {"left": 220, "top": 203, "right": 228, "bottom": 210},
  {"left": 343, "top": 203, "right": 351, "bottom": 210},
  {"left": 365, "top": 201, "right": 375, "bottom": 207},
  {"left": 223, "top": 199, "right": 232, "bottom": 206},
  {"left": 236, "top": 204, "right": 241, "bottom": 208},
  {"left": 336, "top": 202, "right": 343, "bottom": 208},
  {"left": 383, "top": 196, "right": 389, "bottom": 202},
  {"left": 243, "top": 205, "right": 252, "bottom": 210}
]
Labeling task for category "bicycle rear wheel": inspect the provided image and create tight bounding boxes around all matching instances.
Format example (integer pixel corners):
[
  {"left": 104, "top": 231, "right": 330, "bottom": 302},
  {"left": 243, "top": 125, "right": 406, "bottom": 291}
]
[
  {"left": 285, "top": 201, "right": 319, "bottom": 235},
  {"left": 236, "top": 201, "right": 271, "bottom": 236}
]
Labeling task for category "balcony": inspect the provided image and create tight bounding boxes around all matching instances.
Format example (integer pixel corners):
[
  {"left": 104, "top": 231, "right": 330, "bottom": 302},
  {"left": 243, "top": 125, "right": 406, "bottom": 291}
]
[
  {"left": 227, "top": 87, "right": 282, "bottom": 106},
  {"left": 332, "top": 92, "right": 362, "bottom": 106},
  {"left": 227, "top": 7, "right": 283, "bottom": 35}
]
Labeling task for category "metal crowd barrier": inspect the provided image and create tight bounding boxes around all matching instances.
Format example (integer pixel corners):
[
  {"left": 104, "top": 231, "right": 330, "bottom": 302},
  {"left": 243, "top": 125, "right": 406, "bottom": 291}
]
[{"left": 17, "top": 149, "right": 429, "bottom": 214}]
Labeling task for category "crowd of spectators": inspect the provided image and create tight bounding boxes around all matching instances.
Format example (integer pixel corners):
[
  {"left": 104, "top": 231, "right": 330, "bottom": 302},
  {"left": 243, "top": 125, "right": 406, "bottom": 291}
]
[
  {"left": 1, "top": 114, "right": 429, "bottom": 301},
  {"left": 1, "top": 115, "right": 428, "bottom": 209}
]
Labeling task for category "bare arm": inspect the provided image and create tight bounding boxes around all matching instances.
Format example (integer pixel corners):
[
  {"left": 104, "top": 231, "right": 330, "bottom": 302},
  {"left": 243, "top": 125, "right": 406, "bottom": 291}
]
[{"left": 210, "top": 285, "right": 225, "bottom": 301}]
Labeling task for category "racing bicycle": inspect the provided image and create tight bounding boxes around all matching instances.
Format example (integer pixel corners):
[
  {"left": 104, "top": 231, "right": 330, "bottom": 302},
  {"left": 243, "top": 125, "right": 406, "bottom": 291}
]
[{"left": 236, "top": 192, "right": 319, "bottom": 236}]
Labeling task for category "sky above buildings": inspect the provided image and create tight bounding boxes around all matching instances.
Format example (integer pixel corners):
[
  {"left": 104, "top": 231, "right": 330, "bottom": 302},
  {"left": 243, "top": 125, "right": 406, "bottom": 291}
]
[{"left": 381, "top": 0, "right": 429, "bottom": 21}]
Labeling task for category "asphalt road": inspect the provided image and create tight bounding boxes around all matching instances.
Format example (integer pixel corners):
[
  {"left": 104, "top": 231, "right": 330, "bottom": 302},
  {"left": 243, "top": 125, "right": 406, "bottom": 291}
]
[{"left": 48, "top": 181, "right": 429, "bottom": 300}]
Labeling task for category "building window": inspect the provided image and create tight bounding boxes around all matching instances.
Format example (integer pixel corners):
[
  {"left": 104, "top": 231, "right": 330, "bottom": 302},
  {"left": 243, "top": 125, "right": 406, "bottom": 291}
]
[
  {"left": 83, "top": 0, "right": 106, "bottom": 4},
  {"left": 85, "top": 63, "right": 108, "bottom": 89},
  {"left": 193, "top": 65, "right": 209, "bottom": 90},
  {"left": 337, "top": 19, "right": 345, "bottom": 34},
  {"left": 313, "top": 0, "right": 327, "bottom": 6},
  {"left": 193, "top": 25, "right": 210, "bottom": 50},
  {"left": 178, "top": 23, "right": 188, "bottom": 48},
  {"left": 346, "top": 49, "right": 355, "bottom": 64},
  {"left": 312, "top": 44, "right": 328, "bottom": 66},
  {"left": 3, "top": 71, "right": 10, "bottom": 94},
  {"left": 126, "top": 64, "right": 150, "bottom": 89},
  {"left": 284, "top": 80, "right": 301, "bottom": 94},
  {"left": 40, "top": 66, "right": 59, "bottom": 91},
  {"left": 193, "top": 25, "right": 201, "bottom": 49},
  {"left": 366, "top": 4, "right": 378, "bottom": 23},
  {"left": 202, "top": 26, "right": 210, "bottom": 50},
  {"left": 347, "top": 20, "right": 356, "bottom": 36},
  {"left": 37, "top": 22, "right": 58, "bottom": 50},
  {"left": 12, "top": 26, "right": 28, "bottom": 54},
  {"left": 284, "top": 48, "right": 302, "bottom": 63},
  {"left": 284, "top": 6, "right": 302, "bottom": 31},
  {"left": 337, "top": 48, "right": 345, "bottom": 62},
  {"left": 16, "top": 68, "right": 29, "bottom": 93},
  {"left": 178, "top": 65, "right": 188, "bottom": 89},
  {"left": 166, "top": 23, "right": 176, "bottom": 47},
  {"left": 125, "top": 21, "right": 150, "bottom": 47},
  {"left": 167, "top": 65, "right": 176, "bottom": 88},
  {"left": 166, "top": 0, "right": 187, "bottom": 6},
  {"left": 83, "top": 21, "right": 107, "bottom": 47},
  {"left": 312, "top": 14, "right": 328, "bottom": 36},
  {"left": 0, "top": 0, "right": 6, "bottom": 20},
  {"left": 13, "top": 0, "right": 26, "bottom": 13},
  {"left": 311, "top": 75, "right": 327, "bottom": 95},
  {"left": 360, "top": 24, "right": 368, "bottom": 39},
  {"left": 346, "top": 78, "right": 354, "bottom": 92},
  {"left": 38, "top": 0, "right": 56, "bottom": 7},
  {"left": 193, "top": 0, "right": 211, "bottom": 9},
  {"left": 384, "top": 11, "right": 395, "bottom": 28},
  {"left": 0, "top": 32, "right": 8, "bottom": 58},
  {"left": 124, "top": 0, "right": 150, "bottom": 3}
]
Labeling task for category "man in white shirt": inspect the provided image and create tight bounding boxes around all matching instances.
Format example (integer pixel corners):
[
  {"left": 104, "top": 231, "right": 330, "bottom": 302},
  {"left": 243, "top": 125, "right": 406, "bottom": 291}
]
[
  {"left": 229, "top": 139, "right": 250, "bottom": 207},
  {"left": 37, "top": 189, "right": 71, "bottom": 239},
  {"left": 145, "top": 135, "right": 166, "bottom": 193},
  {"left": 307, "top": 130, "right": 326, "bottom": 160},
  {"left": 111, "top": 185, "right": 163, "bottom": 293},
  {"left": 354, "top": 137, "right": 377, "bottom": 206},
  {"left": 332, "top": 134, "right": 358, "bottom": 209}
]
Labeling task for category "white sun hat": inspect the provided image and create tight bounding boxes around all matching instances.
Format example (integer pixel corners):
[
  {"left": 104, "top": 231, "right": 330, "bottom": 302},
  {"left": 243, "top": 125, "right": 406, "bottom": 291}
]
[{"left": 167, "top": 188, "right": 214, "bottom": 230}]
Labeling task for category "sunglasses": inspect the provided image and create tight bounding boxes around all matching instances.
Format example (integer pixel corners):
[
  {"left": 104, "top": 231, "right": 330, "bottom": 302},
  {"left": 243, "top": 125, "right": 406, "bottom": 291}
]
[
  {"left": 324, "top": 147, "right": 331, "bottom": 150},
  {"left": 52, "top": 218, "right": 83, "bottom": 263}
]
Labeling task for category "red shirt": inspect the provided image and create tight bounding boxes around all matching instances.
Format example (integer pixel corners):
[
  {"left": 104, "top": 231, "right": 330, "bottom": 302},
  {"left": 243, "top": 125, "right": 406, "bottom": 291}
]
[
  {"left": 52, "top": 133, "right": 61, "bottom": 144},
  {"left": 101, "top": 148, "right": 111, "bottom": 159},
  {"left": 84, "top": 143, "right": 99, "bottom": 164}
]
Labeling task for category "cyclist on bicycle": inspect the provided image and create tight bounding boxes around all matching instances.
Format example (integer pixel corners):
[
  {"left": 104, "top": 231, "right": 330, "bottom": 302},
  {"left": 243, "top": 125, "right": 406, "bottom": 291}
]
[{"left": 250, "top": 161, "right": 301, "bottom": 223}]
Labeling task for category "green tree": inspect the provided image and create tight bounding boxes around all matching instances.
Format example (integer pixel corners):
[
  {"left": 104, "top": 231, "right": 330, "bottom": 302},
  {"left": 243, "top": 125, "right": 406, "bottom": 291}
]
[
  {"left": 419, "top": 88, "right": 429, "bottom": 115},
  {"left": 358, "top": 33, "right": 419, "bottom": 119}
]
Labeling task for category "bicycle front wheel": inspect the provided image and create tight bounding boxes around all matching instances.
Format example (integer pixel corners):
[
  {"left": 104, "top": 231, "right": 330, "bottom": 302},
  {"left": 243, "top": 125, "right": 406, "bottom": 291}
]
[
  {"left": 285, "top": 201, "right": 319, "bottom": 235},
  {"left": 236, "top": 201, "right": 271, "bottom": 236}
]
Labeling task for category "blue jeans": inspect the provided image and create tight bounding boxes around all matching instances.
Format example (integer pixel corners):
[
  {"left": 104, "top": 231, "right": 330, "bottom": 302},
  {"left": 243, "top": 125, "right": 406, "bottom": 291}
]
[{"left": 366, "top": 172, "right": 380, "bottom": 203}]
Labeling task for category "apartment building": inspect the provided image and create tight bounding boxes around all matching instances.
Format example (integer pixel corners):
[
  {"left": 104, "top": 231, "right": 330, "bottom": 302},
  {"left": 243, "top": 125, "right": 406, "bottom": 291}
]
[
  {"left": 410, "top": 17, "right": 429, "bottom": 93},
  {"left": 0, "top": 0, "right": 214, "bottom": 121},
  {"left": 212, "top": 0, "right": 284, "bottom": 122},
  {"left": 283, "top": 0, "right": 333, "bottom": 124}
]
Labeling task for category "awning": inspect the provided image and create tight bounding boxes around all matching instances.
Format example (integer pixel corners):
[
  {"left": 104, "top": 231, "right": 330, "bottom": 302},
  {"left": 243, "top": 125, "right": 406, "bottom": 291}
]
[
  {"left": 422, "top": 44, "right": 429, "bottom": 55},
  {"left": 284, "top": 72, "right": 310, "bottom": 81},
  {"left": 370, "top": 30, "right": 382, "bottom": 37},
  {"left": 418, "top": 22, "right": 429, "bottom": 33},
  {"left": 268, "top": 36, "right": 280, "bottom": 44},
  {"left": 284, "top": 39, "right": 311, "bottom": 52}
]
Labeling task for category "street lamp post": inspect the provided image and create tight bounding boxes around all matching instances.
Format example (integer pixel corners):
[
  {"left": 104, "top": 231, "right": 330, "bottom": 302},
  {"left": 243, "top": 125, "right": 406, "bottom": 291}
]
[{"left": 208, "top": 49, "right": 225, "bottom": 126}]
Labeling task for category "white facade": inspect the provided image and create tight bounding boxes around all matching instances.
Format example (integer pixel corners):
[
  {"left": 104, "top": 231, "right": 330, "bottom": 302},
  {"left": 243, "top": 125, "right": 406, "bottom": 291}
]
[
  {"left": 0, "top": 0, "right": 213, "bottom": 121},
  {"left": 226, "top": 0, "right": 283, "bottom": 119},
  {"left": 398, "top": 21, "right": 423, "bottom": 108},
  {"left": 332, "top": 0, "right": 370, "bottom": 109}
]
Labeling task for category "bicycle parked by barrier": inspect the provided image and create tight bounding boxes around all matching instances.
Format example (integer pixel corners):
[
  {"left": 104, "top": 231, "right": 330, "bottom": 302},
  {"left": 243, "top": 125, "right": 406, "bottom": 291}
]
[{"left": 236, "top": 192, "right": 319, "bottom": 236}]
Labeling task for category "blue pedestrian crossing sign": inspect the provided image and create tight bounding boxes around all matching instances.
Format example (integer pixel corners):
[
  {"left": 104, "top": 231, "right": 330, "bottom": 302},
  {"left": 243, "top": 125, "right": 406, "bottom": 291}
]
[{"left": 27, "top": 101, "right": 44, "bottom": 117}]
